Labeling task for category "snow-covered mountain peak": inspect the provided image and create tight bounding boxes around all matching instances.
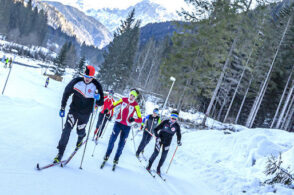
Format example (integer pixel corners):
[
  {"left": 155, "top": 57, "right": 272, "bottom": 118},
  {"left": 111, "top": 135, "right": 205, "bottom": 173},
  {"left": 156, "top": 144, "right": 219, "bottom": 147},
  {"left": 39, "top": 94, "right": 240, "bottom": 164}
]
[{"left": 84, "top": 0, "right": 180, "bottom": 32}]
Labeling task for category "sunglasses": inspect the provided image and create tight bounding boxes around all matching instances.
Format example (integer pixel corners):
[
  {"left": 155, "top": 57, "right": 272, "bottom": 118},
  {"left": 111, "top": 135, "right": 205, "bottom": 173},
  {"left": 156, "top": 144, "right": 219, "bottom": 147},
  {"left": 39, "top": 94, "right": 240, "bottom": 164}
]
[
  {"left": 171, "top": 117, "right": 177, "bottom": 121},
  {"left": 84, "top": 75, "right": 94, "bottom": 79}
]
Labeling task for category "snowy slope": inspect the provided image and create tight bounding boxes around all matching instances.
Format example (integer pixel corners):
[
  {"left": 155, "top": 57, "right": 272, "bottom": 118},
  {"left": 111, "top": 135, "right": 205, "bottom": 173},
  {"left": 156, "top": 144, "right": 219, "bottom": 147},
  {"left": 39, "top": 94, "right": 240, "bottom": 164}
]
[
  {"left": 1, "top": 53, "right": 294, "bottom": 195},
  {"left": 0, "top": 53, "right": 208, "bottom": 195}
]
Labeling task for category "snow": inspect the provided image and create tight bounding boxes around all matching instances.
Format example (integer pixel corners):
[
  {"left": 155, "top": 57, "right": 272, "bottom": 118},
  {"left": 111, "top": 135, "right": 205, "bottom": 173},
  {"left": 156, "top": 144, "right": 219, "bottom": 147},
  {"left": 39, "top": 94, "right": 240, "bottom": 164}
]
[{"left": 0, "top": 54, "right": 294, "bottom": 195}]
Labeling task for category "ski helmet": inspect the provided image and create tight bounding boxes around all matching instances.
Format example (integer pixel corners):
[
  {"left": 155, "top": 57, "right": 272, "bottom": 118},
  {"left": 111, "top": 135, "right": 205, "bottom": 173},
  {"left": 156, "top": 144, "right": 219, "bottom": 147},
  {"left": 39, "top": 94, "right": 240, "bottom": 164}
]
[{"left": 84, "top": 65, "right": 95, "bottom": 77}]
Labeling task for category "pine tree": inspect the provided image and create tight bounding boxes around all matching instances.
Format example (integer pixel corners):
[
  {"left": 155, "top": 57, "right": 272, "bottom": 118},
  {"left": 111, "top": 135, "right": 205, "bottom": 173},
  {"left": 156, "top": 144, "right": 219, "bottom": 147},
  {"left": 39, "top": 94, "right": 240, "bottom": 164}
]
[
  {"left": 73, "top": 56, "right": 86, "bottom": 78},
  {"left": 98, "top": 8, "right": 141, "bottom": 92},
  {"left": 54, "top": 42, "right": 68, "bottom": 76}
]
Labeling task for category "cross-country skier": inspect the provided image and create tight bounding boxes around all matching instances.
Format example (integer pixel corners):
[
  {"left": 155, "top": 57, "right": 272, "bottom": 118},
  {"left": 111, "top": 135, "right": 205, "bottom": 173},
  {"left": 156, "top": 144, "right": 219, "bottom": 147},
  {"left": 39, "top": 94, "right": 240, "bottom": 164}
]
[
  {"left": 102, "top": 89, "right": 142, "bottom": 166},
  {"left": 4, "top": 58, "right": 9, "bottom": 68},
  {"left": 1, "top": 55, "right": 5, "bottom": 64},
  {"left": 136, "top": 108, "right": 161, "bottom": 157},
  {"left": 45, "top": 77, "right": 49, "bottom": 88},
  {"left": 146, "top": 110, "right": 182, "bottom": 175},
  {"left": 53, "top": 65, "right": 104, "bottom": 163},
  {"left": 93, "top": 90, "right": 115, "bottom": 140},
  {"left": 8, "top": 57, "right": 12, "bottom": 68}
]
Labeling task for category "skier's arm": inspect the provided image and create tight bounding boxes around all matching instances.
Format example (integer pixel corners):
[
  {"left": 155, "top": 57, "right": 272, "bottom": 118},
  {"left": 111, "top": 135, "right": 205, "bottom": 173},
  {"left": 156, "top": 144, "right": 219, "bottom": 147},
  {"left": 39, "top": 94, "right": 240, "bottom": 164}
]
[
  {"left": 141, "top": 115, "right": 149, "bottom": 127},
  {"left": 110, "top": 98, "right": 115, "bottom": 117},
  {"left": 154, "top": 120, "right": 165, "bottom": 137},
  {"left": 93, "top": 80, "right": 104, "bottom": 106},
  {"left": 61, "top": 78, "right": 78, "bottom": 108},
  {"left": 176, "top": 124, "right": 182, "bottom": 142},
  {"left": 108, "top": 98, "right": 123, "bottom": 111},
  {"left": 134, "top": 105, "right": 142, "bottom": 123}
]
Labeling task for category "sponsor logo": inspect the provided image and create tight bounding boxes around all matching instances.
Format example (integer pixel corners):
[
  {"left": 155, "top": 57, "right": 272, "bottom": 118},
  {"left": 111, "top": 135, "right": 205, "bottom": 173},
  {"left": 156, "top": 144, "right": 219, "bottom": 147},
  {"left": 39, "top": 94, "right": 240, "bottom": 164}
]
[
  {"left": 171, "top": 127, "right": 176, "bottom": 132},
  {"left": 88, "top": 89, "right": 92, "bottom": 93}
]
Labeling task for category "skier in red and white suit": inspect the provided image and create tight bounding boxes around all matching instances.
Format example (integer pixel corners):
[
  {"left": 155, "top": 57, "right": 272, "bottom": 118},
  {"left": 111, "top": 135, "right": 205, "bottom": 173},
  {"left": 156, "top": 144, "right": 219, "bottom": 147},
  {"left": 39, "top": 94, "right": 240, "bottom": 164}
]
[{"left": 103, "top": 89, "right": 142, "bottom": 164}]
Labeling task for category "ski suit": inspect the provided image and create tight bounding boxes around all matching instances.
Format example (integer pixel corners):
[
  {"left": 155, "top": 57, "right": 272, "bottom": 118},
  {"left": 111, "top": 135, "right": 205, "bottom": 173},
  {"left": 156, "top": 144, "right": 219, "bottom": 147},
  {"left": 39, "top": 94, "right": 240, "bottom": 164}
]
[
  {"left": 57, "top": 77, "right": 104, "bottom": 154},
  {"left": 136, "top": 114, "right": 161, "bottom": 156},
  {"left": 105, "top": 97, "right": 142, "bottom": 161},
  {"left": 94, "top": 95, "right": 115, "bottom": 137},
  {"left": 149, "top": 119, "right": 181, "bottom": 171}
]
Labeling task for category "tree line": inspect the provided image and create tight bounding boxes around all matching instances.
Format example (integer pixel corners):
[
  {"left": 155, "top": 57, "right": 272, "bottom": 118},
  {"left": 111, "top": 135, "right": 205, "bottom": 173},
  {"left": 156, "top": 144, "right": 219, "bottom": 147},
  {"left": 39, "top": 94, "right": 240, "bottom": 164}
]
[
  {"left": 0, "top": 0, "right": 47, "bottom": 45},
  {"left": 98, "top": 1, "right": 294, "bottom": 131}
]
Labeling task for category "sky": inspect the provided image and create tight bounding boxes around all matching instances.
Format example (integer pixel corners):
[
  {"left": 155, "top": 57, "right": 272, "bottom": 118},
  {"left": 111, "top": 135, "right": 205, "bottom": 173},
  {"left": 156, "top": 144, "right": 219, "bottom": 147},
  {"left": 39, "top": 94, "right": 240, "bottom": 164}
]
[{"left": 49, "top": 0, "right": 189, "bottom": 12}]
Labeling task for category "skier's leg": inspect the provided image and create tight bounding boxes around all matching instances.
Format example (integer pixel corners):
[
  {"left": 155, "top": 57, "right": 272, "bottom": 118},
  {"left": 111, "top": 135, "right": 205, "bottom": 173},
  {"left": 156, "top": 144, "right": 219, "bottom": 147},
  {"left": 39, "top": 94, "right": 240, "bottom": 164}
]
[
  {"left": 114, "top": 125, "right": 131, "bottom": 161},
  {"left": 145, "top": 133, "right": 152, "bottom": 147},
  {"left": 94, "top": 113, "right": 104, "bottom": 135},
  {"left": 105, "top": 122, "right": 120, "bottom": 157},
  {"left": 76, "top": 113, "right": 90, "bottom": 148},
  {"left": 136, "top": 131, "right": 148, "bottom": 155},
  {"left": 148, "top": 139, "right": 162, "bottom": 169},
  {"left": 98, "top": 115, "right": 108, "bottom": 137},
  {"left": 156, "top": 144, "right": 170, "bottom": 173},
  {"left": 57, "top": 110, "right": 77, "bottom": 155}
]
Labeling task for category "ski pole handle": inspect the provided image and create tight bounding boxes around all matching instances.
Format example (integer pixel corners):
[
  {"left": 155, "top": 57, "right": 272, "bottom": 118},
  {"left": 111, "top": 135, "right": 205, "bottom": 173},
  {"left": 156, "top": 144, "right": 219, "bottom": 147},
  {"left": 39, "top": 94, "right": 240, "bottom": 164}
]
[{"left": 166, "top": 145, "right": 178, "bottom": 174}]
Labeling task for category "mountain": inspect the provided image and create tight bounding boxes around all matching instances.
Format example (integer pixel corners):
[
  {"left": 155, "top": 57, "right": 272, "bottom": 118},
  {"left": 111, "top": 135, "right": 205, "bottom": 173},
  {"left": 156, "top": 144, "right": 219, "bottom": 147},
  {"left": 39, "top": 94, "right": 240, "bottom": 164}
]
[
  {"left": 37, "top": 1, "right": 113, "bottom": 48},
  {"left": 84, "top": 0, "right": 180, "bottom": 32}
]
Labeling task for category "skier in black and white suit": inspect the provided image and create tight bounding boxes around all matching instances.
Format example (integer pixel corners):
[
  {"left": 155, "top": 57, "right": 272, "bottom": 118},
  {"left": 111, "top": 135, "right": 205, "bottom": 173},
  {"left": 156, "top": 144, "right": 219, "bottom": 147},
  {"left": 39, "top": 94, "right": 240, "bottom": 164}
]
[
  {"left": 54, "top": 65, "right": 104, "bottom": 163},
  {"left": 147, "top": 110, "right": 182, "bottom": 175}
]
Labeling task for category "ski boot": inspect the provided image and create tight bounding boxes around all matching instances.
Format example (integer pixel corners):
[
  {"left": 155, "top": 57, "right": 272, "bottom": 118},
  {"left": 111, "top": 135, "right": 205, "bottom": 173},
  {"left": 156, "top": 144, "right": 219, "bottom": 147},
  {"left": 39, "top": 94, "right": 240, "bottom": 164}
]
[
  {"left": 156, "top": 167, "right": 163, "bottom": 178},
  {"left": 146, "top": 162, "right": 152, "bottom": 171},
  {"left": 76, "top": 136, "right": 85, "bottom": 151},
  {"left": 53, "top": 153, "right": 63, "bottom": 163},
  {"left": 112, "top": 159, "right": 118, "bottom": 171},
  {"left": 100, "top": 155, "right": 109, "bottom": 169}
]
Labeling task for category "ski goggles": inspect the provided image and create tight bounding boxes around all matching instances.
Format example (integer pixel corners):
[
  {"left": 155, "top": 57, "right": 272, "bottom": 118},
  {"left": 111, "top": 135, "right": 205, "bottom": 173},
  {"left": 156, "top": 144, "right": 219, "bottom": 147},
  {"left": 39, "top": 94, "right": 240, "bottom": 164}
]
[
  {"left": 153, "top": 109, "right": 159, "bottom": 114},
  {"left": 84, "top": 74, "right": 94, "bottom": 79}
]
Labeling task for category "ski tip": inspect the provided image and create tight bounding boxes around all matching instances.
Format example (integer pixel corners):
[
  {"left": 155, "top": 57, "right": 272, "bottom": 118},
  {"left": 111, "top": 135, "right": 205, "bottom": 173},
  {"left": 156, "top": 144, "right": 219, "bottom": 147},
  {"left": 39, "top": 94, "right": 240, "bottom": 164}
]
[
  {"left": 36, "top": 163, "right": 40, "bottom": 170},
  {"left": 60, "top": 163, "right": 64, "bottom": 167},
  {"left": 79, "top": 167, "right": 83, "bottom": 170}
]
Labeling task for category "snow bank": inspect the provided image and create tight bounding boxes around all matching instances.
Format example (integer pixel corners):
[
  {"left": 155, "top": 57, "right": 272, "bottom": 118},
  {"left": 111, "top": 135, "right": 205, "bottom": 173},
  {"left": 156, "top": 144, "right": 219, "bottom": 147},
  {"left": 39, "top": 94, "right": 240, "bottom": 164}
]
[{"left": 175, "top": 128, "right": 294, "bottom": 194}]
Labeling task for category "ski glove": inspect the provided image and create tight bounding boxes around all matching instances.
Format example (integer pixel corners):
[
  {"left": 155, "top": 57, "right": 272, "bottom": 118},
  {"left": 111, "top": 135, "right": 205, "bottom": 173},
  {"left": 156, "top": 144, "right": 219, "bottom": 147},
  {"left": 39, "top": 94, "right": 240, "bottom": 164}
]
[
  {"left": 177, "top": 140, "right": 182, "bottom": 146},
  {"left": 104, "top": 109, "right": 109, "bottom": 115},
  {"left": 94, "top": 93, "right": 100, "bottom": 100},
  {"left": 129, "top": 117, "right": 135, "bottom": 123},
  {"left": 59, "top": 108, "right": 65, "bottom": 118},
  {"left": 105, "top": 113, "right": 110, "bottom": 118}
]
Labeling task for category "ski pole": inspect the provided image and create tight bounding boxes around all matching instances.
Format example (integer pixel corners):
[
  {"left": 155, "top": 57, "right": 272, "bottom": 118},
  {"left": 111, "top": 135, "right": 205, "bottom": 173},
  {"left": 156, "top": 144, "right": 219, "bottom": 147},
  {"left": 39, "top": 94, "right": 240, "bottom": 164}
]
[
  {"left": 91, "top": 109, "right": 99, "bottom": 141},
  {"left": 62, "top": 117, "right": 64, "bottom": 130},
  {"left": 2, "top": 63, "right": 13, "bottom": 95},
  {"left": 130, "top": 129, "right": 140, "bottom": 141},
  {"left": 166, "top": 145, "right": 179, "bottom": 174},
  {"left": 91, "top": 115, "right": 107, "bottom": 157},
  {"left": 144, "top": 129, "right": 156, "bottom": 137},
  {"left": 131, "top": 126, "right": 136, "bottom": 154},
  {"left": 79, "top": 93, "right": 98, "bottom": 169}
]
